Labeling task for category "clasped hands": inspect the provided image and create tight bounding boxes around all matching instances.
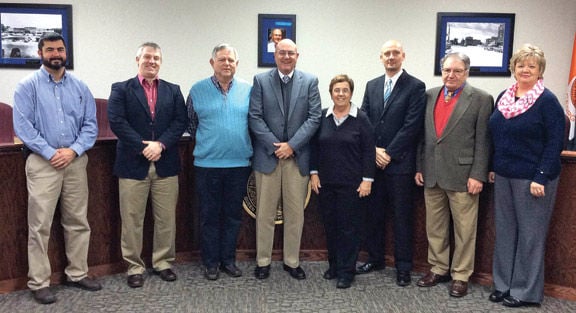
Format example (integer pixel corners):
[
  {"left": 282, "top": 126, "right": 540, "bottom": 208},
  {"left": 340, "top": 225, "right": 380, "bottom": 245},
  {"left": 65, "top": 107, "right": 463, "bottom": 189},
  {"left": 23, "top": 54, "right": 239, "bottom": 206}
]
[
  {"left": 376, "top": 147, "right": 391, "bottom": 169},
  {"left": 50, "top": 148, "right": 77, "bottom": 170},
  {"left": 142, "top": 140, "right": 163, "bottom": 162}
]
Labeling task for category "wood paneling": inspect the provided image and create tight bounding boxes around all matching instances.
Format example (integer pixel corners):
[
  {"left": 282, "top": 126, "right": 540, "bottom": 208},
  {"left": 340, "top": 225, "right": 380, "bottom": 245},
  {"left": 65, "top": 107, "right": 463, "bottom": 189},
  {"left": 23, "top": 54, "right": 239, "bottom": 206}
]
[{"left": 1, "top": 140, "right": 575, "bottom": 301}]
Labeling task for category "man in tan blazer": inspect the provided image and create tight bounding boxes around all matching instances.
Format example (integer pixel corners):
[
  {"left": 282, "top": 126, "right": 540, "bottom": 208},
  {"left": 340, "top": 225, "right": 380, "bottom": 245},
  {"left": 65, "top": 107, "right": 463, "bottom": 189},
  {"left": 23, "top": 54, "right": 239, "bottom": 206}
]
[{"left": 414, "top": 52, "right": 493, "bottom": 298}]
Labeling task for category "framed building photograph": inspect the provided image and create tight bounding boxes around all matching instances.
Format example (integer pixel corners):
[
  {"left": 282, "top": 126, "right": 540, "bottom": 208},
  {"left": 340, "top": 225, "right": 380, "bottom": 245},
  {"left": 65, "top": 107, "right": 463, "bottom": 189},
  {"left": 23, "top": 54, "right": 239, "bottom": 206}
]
[
  {"left": 0, "top": 3, "right": 73, "bottom": 69},
  {"left": 434, "top": 12, "right": 515, "bottom": 76},
  {"left": 258, "top": 14, "right": 296, "bottom": 67}
]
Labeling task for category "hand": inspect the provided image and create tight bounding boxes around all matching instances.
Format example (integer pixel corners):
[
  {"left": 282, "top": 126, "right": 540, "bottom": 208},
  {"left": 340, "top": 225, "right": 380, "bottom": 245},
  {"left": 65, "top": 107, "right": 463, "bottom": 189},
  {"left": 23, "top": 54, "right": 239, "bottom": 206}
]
[
  {"left": 467, "top": 178, "right": 483, "bottom": 195},
  {"left": 310, "top": 174, "right": 321, "bottom": 194},
  {"left": 142, "top": 141, "right": 163, "bottom": 162},
  {"left": 357, "top": 181, "right": 372, "bottom": 198},
  {"left": 375, "top": 147, "right": 391, "bottom": 169},
  {"left": 50, "top": 148, "right": 76, "bottom": 169},
  {"left": 488, "top": 172, "right": 495, "bottom": 183},
  {"left": 530, "top": 182, "right": 545, "bottom": 197},
  {"left": 414, "top": 172, "right": 424, "bottom": 186},
  {"left": 273, "top": 142, "right": 294, "bottom": 159}
]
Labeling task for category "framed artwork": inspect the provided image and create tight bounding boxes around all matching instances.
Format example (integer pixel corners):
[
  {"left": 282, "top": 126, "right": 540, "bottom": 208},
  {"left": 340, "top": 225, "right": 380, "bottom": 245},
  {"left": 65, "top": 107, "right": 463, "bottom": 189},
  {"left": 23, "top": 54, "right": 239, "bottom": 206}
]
[
  {"left": 0, "top": 3, "right": 73, "bottom": 69},
  {"left": 258, "top": 14, "right": 296, "bottom": 67},
  {"left": 434, "top": 12, "right": 515, "bottom": 76}
]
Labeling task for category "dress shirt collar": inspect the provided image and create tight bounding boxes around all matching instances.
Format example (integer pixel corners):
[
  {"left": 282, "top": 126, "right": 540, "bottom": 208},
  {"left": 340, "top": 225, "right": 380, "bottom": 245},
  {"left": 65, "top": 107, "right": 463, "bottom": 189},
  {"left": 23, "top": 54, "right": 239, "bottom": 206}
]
[
  {"left": 277, "top": 69, "right": 294, "bottom": 81},
  {"left": 326, "top": 102, "right": 358, "bottom": 118},
  {"left": 40, "top": 66, "right": 67, "bottom": 83},
  {"left": 138, "top": 74, "right": 159, "bottom": 86},
  {"left": 385, "top": 69, "right": 403, "bottom": 89}
]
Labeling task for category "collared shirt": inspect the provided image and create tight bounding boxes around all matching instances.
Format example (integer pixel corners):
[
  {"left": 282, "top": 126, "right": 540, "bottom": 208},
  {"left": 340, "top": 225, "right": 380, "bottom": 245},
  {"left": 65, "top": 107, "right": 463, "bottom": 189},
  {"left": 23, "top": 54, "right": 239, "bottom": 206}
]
[
  {"left": 13, "top": 66, "right": 98, "bottom": 160},
  {"left": 138, "top": 74, "right": 158, "bottom": 119},
  {"left": 384, "top": 69, "right": 403, "bottom": 96},
  {"left": 434, "top": 84, "right": 464, "bottom": 137},
  {"left": 210, "top": 75, "right": 234, "bottom": 95},
  {"left": 277, "top": 69, "right": 294, "bottom": 82}
]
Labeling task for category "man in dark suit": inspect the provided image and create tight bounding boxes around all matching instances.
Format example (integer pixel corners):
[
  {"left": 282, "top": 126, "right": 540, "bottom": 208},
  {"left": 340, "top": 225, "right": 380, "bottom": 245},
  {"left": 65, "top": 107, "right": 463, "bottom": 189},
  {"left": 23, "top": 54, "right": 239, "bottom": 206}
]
[
  {"left": 414, "top": 52, "right": 493, "bottom": 297},
  {"left": 249, "top": 39, "right": 321, "bottom": 280},
  {"left": 107, "top": 42, "right": 188, "bottom": 288},
  {"left": 357, "top": 40, "right": 426, "bottom": 287}
]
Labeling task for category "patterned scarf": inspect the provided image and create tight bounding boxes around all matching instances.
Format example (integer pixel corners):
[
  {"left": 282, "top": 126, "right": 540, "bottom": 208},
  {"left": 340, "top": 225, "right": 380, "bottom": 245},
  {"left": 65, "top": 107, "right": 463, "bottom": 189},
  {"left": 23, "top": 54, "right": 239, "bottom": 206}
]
[{"left": 497, "top": 79, "right": 545, "bottom": 119}]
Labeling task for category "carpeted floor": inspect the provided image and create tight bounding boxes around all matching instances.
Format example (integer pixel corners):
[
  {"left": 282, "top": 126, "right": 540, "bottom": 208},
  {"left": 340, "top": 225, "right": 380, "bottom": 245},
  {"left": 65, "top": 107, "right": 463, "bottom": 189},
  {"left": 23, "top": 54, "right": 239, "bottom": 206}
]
[{"left": 1, "top": 261, "right": 574, "bottom": 313}]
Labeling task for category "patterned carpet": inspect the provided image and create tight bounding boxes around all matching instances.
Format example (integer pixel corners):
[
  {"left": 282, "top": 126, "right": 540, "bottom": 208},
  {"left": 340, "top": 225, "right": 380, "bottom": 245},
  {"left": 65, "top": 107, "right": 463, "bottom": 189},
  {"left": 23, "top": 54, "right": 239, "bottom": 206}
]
[{"left": 1, "top": 261, "right": 575, "bottom": 313}]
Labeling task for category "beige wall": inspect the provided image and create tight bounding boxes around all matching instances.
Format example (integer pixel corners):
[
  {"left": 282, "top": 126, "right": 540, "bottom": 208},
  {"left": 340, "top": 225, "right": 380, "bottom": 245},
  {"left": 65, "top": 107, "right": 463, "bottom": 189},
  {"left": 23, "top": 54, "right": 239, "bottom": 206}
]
[{"left": 1, "top": 0, "right": 575, "bottom": 108}]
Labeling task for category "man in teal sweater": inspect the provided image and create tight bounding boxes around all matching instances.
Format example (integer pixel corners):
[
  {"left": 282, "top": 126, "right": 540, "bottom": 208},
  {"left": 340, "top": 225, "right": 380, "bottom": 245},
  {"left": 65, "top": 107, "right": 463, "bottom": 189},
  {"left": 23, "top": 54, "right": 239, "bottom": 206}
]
[{"left": 187, "top": 43, "right": 253, "bottom": 280}]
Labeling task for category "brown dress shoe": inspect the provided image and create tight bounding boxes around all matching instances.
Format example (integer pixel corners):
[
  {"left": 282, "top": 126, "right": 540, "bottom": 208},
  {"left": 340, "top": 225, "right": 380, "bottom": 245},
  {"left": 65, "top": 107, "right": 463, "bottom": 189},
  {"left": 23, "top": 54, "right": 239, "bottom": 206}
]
[
  {"left": 416, "top": 271, "right": 451, "bottom": 287},
  {"left": 127, "top": 274, "right": 144, "bottom": 288},
  {"left": 449, "top": 280, "right": 468, "bottom": 297}
]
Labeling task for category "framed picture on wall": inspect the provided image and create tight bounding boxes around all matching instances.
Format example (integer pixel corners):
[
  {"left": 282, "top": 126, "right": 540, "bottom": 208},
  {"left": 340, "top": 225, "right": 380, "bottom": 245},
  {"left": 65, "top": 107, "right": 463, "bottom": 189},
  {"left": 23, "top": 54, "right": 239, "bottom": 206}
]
[
  {"left": 434, "top": 12, "right": 515, "bottom": 76},
  {"left": 258, "top": 14, "right": 296, "bottom": 67},
  {"left": 0, "top": 3, "right": 73, "bottom": 69}
]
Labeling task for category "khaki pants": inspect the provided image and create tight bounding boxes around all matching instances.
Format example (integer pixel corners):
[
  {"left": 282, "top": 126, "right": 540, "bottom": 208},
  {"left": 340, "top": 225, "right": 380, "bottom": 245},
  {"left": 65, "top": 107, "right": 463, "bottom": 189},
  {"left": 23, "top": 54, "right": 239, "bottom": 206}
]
[
  {"left": 26, "top": 154, "right": 91, "bottom": 290},
  {"left": 424, "top": 185, "right": 479, "bottom": 281},
  {"left": 119, "top": 163, "right": 178, "bottom": 275},
  {"left": 254, "top": 159, "right": 308, "bottom": 268}
]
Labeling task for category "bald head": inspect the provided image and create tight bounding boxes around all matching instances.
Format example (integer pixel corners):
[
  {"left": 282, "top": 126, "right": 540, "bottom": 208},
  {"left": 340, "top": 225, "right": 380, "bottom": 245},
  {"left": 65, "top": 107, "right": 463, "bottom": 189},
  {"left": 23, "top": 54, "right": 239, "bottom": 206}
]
[{"left": 380, "top": 40, "right": 406, "bottom": 76}]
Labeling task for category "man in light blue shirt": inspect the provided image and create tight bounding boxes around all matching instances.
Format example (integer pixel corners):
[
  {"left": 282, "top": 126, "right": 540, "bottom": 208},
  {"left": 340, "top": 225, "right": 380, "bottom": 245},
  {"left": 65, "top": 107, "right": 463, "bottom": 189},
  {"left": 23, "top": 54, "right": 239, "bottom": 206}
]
[{"left": 13, "top": 32, "right": 100, "bottom": 305}]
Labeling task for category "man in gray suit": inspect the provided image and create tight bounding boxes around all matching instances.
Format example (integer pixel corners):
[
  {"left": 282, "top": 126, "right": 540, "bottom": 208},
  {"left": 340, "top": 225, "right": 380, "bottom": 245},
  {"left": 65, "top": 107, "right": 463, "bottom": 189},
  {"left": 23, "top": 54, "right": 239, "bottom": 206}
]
[
  {"left": 249, "top": 39, "right": 321, "bottom": 280},
  {"left": 414, "top": 52, "right": 493, "bottom": 297}
]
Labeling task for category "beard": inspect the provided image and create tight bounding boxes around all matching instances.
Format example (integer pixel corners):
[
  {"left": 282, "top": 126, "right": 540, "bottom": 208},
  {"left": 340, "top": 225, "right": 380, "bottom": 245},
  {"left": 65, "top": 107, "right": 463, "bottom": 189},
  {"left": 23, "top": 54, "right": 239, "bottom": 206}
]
[{"left": 42, "top": 57, "right": 66, "bottom": 70}]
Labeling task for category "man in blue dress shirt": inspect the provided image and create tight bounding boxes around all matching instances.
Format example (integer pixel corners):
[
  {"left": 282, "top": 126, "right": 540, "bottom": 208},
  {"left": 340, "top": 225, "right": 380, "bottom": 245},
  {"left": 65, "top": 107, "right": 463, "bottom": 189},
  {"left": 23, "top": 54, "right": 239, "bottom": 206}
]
[{"left": 13, "top": 32, "right": 101, "bottom": 305}]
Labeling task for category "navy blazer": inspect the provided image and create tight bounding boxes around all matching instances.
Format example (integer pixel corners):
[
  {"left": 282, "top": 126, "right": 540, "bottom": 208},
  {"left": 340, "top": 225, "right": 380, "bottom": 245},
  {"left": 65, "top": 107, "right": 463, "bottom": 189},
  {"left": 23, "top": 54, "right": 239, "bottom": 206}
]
[
  {"left": 361, "top": 70, "right": 426, "bottom": 174},
  {"left": 107, "top": 76, "right": 188, "bottom": 180},
  {"left": 249, "top": 69, "right": 322, "bottom": 176}
]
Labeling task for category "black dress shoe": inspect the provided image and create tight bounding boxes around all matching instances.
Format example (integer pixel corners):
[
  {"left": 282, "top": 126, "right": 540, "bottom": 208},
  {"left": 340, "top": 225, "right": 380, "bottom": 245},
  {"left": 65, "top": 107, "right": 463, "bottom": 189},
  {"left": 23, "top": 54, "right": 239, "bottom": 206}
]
[
  {"left": 127, "top": 274, "right": 144, "bottom": 288},
  {"left": 205, "top": 267, "right": 219, "bottom": 280},
  {"left": 323, "top": 269, "right": 337, "bottom": 280},
  {"left": 488, "top": 290, "right": 509, "bottom": 302},
  {"left": 336, "top": 278, "right": 352, "bottom": 289},
  {"left": 283, "top": 264, "right": 306, "bottom": 280},
  {"left": 220, "top": 263, "right": 242, "bottom": 277},
  {"left": 65, "top": 277, "right": 102, "bottom": 291},
  {"left": 32, "top": 287, "right": 56, "bottom": 304},
  {"left": 254, "top": 265, "right": 270, "bottom": 280},
  {"left": 502, "top": 295, "right": 541, "bottom": 308},
  {"left": 396, "top": 270, "right": 411, "bottom": 287},
  {"left": 356, "top": 262, "right": 384, "bottom": 274},
  {"left": 154, "top": 268, "right": 177, "bottom": 281}
]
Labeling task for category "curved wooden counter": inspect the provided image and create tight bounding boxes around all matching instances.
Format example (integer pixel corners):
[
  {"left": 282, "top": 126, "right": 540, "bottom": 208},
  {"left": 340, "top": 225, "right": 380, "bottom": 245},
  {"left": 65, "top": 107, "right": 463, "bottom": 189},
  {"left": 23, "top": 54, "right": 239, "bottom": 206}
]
[{"left": 0, "top": 140, "right": 575, "bottom": 301}]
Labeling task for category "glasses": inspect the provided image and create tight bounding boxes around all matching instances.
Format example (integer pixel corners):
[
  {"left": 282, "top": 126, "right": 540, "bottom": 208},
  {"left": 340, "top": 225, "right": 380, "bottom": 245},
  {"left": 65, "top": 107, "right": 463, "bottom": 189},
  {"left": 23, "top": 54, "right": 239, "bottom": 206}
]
[
  {"left": 441, "top": 68, "right": 467, "bottom": 75},
  {"left": 277, "top": 50, "right": 297, "bottom": 57}
]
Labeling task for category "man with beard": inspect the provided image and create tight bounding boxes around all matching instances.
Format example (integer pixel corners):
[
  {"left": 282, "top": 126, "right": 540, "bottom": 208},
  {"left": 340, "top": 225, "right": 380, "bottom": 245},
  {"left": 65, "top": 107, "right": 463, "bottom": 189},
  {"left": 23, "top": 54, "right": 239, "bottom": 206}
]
[{"left": 13, "top": 32, "right": 101, "bottom": 305}]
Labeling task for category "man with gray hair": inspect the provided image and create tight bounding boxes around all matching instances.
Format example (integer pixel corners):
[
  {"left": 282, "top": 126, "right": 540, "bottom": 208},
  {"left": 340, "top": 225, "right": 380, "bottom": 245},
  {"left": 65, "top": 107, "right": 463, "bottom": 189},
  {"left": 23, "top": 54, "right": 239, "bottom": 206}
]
[
  {"left": 414, "top": 52, "right": 493, "bottom": 297},
  {"left": 187, "top": 44, "right": 253, "bottom": 280},
  {"left": 108, "top": 42, "right": 188, "bottom": 288}
]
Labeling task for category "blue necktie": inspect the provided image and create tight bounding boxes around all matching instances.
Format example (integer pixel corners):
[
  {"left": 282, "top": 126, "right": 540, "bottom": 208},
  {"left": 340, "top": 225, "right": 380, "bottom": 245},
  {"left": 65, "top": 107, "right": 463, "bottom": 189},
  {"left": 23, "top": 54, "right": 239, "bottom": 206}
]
[{"left": 384, "top": 79, "right": 392, "bottom": 103}]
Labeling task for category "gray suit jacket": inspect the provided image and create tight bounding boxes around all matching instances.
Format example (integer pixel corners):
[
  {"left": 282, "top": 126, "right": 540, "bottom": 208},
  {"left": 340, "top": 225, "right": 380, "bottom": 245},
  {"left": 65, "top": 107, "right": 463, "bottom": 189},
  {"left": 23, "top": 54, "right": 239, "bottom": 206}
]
[
  {"left": 249, "top": 69, "right": 321, "bottom": 176},
  {"left": 416, "top": 84, "right": 493, "bottom": 192}
]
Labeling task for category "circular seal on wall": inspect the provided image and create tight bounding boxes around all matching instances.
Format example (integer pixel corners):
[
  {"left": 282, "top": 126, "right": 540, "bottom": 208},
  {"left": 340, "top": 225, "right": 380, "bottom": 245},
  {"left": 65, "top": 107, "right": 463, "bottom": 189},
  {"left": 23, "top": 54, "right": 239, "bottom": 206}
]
[{"left": 242, "top": 171, "right": 311, "bottom": 224}]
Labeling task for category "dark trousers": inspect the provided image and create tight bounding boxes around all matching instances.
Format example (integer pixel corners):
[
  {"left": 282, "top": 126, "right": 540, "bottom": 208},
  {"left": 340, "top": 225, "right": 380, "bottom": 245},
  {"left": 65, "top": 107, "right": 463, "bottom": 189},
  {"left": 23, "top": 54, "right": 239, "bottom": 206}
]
[
  {"left": 363, "top": 171, "right": 414, "bottom": 271},
  {"left": 319, "top": 183, "right": 365, "bottom": 280},
  {"left": 195, "top": 166, "right": 251, "bottom": 268}
]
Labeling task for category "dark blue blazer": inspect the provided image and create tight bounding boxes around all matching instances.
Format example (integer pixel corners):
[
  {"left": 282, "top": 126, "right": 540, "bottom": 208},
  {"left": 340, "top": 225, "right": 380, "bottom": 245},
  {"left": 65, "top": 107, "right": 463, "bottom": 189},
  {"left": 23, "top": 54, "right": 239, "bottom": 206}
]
[
  {"left": 107, "top": 76, "right": 188, "bottom": 179},
  {"left": 361, "top": 70, "right": 426, "bottom": 174}
]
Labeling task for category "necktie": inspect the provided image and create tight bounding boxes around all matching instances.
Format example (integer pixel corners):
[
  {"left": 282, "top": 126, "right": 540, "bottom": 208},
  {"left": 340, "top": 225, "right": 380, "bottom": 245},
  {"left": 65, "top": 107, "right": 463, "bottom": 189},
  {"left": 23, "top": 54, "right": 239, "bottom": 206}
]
[
  {"left": 282, "top": 75, "right": 291, "bottom": 84},
  {"left": 445, "top": 91, "right": 453, "bottom": 102},
  {"left": 384, "top": 79, "right": 392, "bottom": 103}
]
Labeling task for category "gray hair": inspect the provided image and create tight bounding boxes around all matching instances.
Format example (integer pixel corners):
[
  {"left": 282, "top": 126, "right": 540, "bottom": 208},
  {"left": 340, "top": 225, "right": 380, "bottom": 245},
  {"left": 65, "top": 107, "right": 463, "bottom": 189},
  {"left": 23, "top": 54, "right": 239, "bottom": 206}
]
[
  {"left": 441, "top": 52, "right": 470, "bottom": 71},
  {"left": 136, "top": 42, "right": 162, "bottom": 58},
  {"left": 211, "top": 43, "right": 239, "bottom": 61}
]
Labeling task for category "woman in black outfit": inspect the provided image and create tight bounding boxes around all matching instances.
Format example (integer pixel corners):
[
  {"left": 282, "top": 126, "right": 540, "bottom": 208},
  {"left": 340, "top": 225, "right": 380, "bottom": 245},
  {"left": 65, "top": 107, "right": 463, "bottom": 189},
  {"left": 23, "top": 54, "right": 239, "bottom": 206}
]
[{"left": 310, "top": 74, "right": 375, "bottom": 289}]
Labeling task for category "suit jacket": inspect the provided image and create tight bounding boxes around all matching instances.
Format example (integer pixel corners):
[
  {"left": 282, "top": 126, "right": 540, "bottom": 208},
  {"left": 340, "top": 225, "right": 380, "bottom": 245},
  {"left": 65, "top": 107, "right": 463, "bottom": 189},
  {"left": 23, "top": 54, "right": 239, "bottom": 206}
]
[
  {"left": 107, "top": 76, "right": 188, "bottom": 180},
  {"left": 249, "top": 68, "right": 322, "bottom": 176},
  {"left": 361, "top": 70, "right": 426, "bottom": 174},
  {"left": 416, "top": 84, "right": 493, "bottom": 192}
]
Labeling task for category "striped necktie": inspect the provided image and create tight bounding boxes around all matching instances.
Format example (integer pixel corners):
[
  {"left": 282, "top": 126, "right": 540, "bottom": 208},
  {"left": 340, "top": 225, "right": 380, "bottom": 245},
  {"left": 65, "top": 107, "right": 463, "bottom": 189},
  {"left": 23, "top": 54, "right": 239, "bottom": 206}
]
[{"left": 384, "top": 79, "right": 392, "bottom": 103}]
